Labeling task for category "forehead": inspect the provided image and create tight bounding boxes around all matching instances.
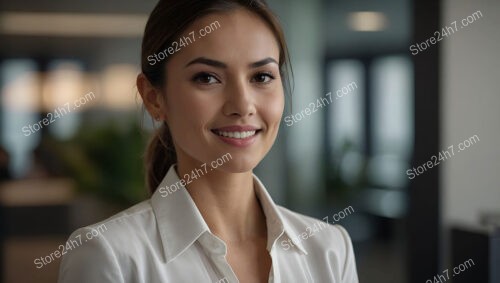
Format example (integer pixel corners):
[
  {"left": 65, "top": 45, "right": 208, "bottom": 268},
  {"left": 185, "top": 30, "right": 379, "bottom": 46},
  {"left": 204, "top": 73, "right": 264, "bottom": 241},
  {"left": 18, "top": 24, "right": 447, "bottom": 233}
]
[{"left": 171, "top": 8, "right": 280, "bottom": 66}]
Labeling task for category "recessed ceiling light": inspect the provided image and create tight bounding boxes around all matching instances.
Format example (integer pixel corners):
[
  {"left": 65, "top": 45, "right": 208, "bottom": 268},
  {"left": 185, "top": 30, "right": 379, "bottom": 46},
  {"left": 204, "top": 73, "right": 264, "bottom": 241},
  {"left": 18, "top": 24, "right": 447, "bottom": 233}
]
[
  {"left": 0, "top": 12, "right": 148, "bottom": 37},
  {"left": 348, "top": 12, "right": 388, "bottom": 32}
]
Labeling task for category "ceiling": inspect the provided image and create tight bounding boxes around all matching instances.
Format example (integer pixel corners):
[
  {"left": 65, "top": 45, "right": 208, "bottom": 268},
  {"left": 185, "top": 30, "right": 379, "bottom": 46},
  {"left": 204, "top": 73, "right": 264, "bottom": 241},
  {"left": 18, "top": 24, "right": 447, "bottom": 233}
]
[
  {"left": 324, "top": 0, "right": 412, "bottom": 56},
  {"left": 0, "top": 0, "right": 412, "bottom": 66}
]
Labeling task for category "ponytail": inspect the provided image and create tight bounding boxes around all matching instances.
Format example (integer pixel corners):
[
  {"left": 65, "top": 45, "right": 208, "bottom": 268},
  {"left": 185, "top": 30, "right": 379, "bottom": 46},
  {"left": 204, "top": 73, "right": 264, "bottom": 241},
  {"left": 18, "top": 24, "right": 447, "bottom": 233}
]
[{"left": 144, "top": 123, "right": 176, "bottom": 194}]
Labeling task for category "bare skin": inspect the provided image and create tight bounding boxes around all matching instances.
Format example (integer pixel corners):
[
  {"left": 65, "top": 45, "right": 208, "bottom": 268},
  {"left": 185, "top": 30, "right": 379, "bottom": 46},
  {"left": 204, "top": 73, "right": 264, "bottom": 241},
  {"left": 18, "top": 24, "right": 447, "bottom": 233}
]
[
  {"left": 138, "top": 8, "right": 284, "bottom": 282},
  {"left": 187, "top": 171, "right": 272, "bottom": 283}
]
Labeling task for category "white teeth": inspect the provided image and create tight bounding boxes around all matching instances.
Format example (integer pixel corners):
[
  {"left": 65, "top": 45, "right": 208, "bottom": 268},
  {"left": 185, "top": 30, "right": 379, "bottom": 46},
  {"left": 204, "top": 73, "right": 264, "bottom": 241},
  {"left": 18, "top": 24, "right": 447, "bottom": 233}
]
[{"left": 216, "top": 130, "right": 256, "bottom": 139}]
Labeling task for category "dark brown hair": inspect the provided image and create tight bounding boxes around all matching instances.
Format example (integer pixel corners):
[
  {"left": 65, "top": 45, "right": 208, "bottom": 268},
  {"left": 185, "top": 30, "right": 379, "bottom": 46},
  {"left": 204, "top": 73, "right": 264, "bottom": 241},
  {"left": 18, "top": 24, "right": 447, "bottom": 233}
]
[{"left": 141, "top": 0, "right": 292, "bottom": 194}]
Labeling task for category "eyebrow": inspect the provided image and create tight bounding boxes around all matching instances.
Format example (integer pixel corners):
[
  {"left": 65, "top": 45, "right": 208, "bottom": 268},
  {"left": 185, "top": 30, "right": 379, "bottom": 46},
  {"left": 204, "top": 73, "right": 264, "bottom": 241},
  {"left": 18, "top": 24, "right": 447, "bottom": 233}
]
[{"left": 185, "top": 57, "right": 278, "bottom": 69}]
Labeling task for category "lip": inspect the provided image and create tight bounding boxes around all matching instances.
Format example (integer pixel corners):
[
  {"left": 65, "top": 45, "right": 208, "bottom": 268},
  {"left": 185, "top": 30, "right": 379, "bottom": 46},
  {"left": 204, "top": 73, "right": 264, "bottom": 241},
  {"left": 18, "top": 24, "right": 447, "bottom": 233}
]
[{"left": 211, "top": 125, "right": 261, "bottom": 147}]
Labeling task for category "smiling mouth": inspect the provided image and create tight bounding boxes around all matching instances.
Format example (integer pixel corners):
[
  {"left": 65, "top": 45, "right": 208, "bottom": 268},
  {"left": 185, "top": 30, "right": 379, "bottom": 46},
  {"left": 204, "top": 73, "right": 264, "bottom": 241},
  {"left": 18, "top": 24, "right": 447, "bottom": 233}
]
[{"left": 211, "top": 129, "right": 262, "bottom": 139}]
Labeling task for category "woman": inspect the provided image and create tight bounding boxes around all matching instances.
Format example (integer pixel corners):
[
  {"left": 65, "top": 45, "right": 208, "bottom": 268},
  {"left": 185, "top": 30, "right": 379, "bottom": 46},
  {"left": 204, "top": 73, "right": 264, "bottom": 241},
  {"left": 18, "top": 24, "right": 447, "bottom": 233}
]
[{"left": 58, "top": 0, "right": 358, "bottom": 282}]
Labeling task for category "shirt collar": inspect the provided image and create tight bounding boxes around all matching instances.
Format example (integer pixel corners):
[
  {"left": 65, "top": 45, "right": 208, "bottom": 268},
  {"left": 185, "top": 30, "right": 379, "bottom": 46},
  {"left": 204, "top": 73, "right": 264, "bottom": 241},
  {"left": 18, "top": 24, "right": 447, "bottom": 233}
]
[
  {"left": 252, "top": 174, "right": 308, "bottom": 255},
  {"left": 151, "top": 165, "right": 307, "bottom": 262},
  {"left": 151, "top": 165, "right": 210, "bottom": 262}
]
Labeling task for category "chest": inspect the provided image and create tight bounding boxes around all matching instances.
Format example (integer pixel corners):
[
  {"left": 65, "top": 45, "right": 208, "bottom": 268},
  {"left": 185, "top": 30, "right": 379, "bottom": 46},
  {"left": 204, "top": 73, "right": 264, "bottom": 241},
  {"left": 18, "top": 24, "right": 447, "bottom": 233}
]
[
  {"left": 124, "top": 241, "right": 337, "bottom": 283},
  {"left": 225, "top": 239, "right": 272, "bottom": 283}
]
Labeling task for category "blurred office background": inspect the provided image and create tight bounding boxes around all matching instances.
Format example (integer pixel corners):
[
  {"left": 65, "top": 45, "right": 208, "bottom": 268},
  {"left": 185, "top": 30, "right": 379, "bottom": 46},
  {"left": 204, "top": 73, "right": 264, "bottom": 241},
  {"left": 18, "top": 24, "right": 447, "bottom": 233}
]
[{"left": 0, "top": 0, "right": 499, "bottom": 282}]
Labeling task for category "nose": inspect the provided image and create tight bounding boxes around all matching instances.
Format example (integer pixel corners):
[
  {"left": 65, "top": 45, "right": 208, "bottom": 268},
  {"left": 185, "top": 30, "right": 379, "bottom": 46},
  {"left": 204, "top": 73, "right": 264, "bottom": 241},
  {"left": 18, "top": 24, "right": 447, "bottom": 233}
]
[{"left": 222, "top": 79, "right": 256, "bottom": 117}]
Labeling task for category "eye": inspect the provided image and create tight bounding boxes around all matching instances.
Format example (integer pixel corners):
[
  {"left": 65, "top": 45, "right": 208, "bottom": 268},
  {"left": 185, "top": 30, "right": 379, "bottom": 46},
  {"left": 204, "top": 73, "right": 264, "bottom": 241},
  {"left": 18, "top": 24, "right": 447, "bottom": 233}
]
[
  {"left": 251, "top": 72, "right": 275, "bottom": 84},
  {"left": 192, "top": 72, "right": 220, "bottom": 84}
]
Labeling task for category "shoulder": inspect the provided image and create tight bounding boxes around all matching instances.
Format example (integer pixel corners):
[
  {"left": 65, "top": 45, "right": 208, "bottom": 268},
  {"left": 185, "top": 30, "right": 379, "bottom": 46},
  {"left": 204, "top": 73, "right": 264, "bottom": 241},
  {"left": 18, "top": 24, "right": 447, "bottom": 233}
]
[
  {"left": 276, "top": 206, "right": 359, "bottom": 282},
  {"left": 76, "top": 199, "right": 156, "bottom": 246},
  {"left": 58, "top": 200, "right": 156, "bottom": 283},
  {"left": 86, "top": 199, "right": 154, "bottom": 235}
]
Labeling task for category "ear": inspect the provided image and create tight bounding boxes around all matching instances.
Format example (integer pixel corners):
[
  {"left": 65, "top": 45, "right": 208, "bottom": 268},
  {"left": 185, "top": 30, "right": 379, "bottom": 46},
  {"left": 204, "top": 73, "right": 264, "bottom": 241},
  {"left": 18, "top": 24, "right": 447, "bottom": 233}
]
[{"left": 137, "top": 73, "right": 165, "bottom": 121}]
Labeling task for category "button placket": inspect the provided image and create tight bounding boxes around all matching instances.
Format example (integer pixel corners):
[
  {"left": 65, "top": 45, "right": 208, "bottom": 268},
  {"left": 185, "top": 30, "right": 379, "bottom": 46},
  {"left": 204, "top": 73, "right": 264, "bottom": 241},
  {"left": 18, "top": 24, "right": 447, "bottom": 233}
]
[{"left": 200, "top": 233, "right": 239, "bottom": 283}]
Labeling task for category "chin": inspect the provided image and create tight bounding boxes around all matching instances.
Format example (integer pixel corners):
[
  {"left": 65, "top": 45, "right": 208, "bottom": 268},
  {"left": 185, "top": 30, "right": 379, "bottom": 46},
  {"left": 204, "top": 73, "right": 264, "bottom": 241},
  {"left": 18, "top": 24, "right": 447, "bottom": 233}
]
[{"left": 217, "top": 158, "right": 260, "bottom": 173}]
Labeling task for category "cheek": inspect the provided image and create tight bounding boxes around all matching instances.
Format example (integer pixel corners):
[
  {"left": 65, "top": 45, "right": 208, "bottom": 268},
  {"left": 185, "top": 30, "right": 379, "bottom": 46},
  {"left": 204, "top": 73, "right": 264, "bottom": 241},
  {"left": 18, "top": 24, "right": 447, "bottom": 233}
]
[
  {"left": 166, "top": 88, "right": 219, "bottom": 134},
  {"left": 165, "top": 94, "right": 215, "bottom": 158},
  {"left": 260, "top": 90, "right": 285, "bottom": 126}
]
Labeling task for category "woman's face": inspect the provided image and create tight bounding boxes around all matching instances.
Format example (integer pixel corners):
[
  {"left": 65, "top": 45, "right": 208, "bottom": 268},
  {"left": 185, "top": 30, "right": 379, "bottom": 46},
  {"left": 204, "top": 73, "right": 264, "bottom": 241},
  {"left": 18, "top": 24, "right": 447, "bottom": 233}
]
[{"left": 161, "top": 8, "right": 284, "bottom": 173}]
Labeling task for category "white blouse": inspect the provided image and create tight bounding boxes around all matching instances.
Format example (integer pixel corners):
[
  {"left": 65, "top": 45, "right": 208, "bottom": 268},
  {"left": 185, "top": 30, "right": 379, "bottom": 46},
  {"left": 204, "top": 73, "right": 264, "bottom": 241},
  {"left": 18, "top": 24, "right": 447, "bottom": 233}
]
[{"left": 58, "top": 166, "right": 359, "bottom": 283}]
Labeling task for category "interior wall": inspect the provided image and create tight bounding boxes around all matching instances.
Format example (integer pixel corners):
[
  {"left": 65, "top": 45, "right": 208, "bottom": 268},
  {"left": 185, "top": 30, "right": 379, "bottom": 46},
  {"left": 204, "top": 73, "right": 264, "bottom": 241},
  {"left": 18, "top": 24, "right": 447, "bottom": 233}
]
[{"left": 442, "top": 0, "right": 500, "bottom": 227}]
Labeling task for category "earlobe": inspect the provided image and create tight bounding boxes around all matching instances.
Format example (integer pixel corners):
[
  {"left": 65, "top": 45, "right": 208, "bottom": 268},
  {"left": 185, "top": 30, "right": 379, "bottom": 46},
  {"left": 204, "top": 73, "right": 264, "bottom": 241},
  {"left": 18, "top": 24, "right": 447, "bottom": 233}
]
[{"left": 137, "top": 73, "right": 165, "bottom": 120}]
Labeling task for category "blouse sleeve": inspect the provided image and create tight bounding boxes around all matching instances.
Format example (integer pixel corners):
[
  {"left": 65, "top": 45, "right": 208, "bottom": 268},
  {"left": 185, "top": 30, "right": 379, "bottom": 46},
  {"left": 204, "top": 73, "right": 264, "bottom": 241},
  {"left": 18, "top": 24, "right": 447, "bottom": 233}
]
[
  {"left": 337, "top": 225, "right": 359, "bottom": 283},
  {"left": 58, "top": 227, "right": 124, "bottom": 283}
]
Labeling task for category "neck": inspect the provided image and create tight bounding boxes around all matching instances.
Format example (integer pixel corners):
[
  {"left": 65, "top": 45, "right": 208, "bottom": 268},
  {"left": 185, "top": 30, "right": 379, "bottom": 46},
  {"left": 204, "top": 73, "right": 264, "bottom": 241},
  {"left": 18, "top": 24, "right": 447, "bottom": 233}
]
[{"left": 176, "top": 160, "right": 267, "bottom": 242}]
